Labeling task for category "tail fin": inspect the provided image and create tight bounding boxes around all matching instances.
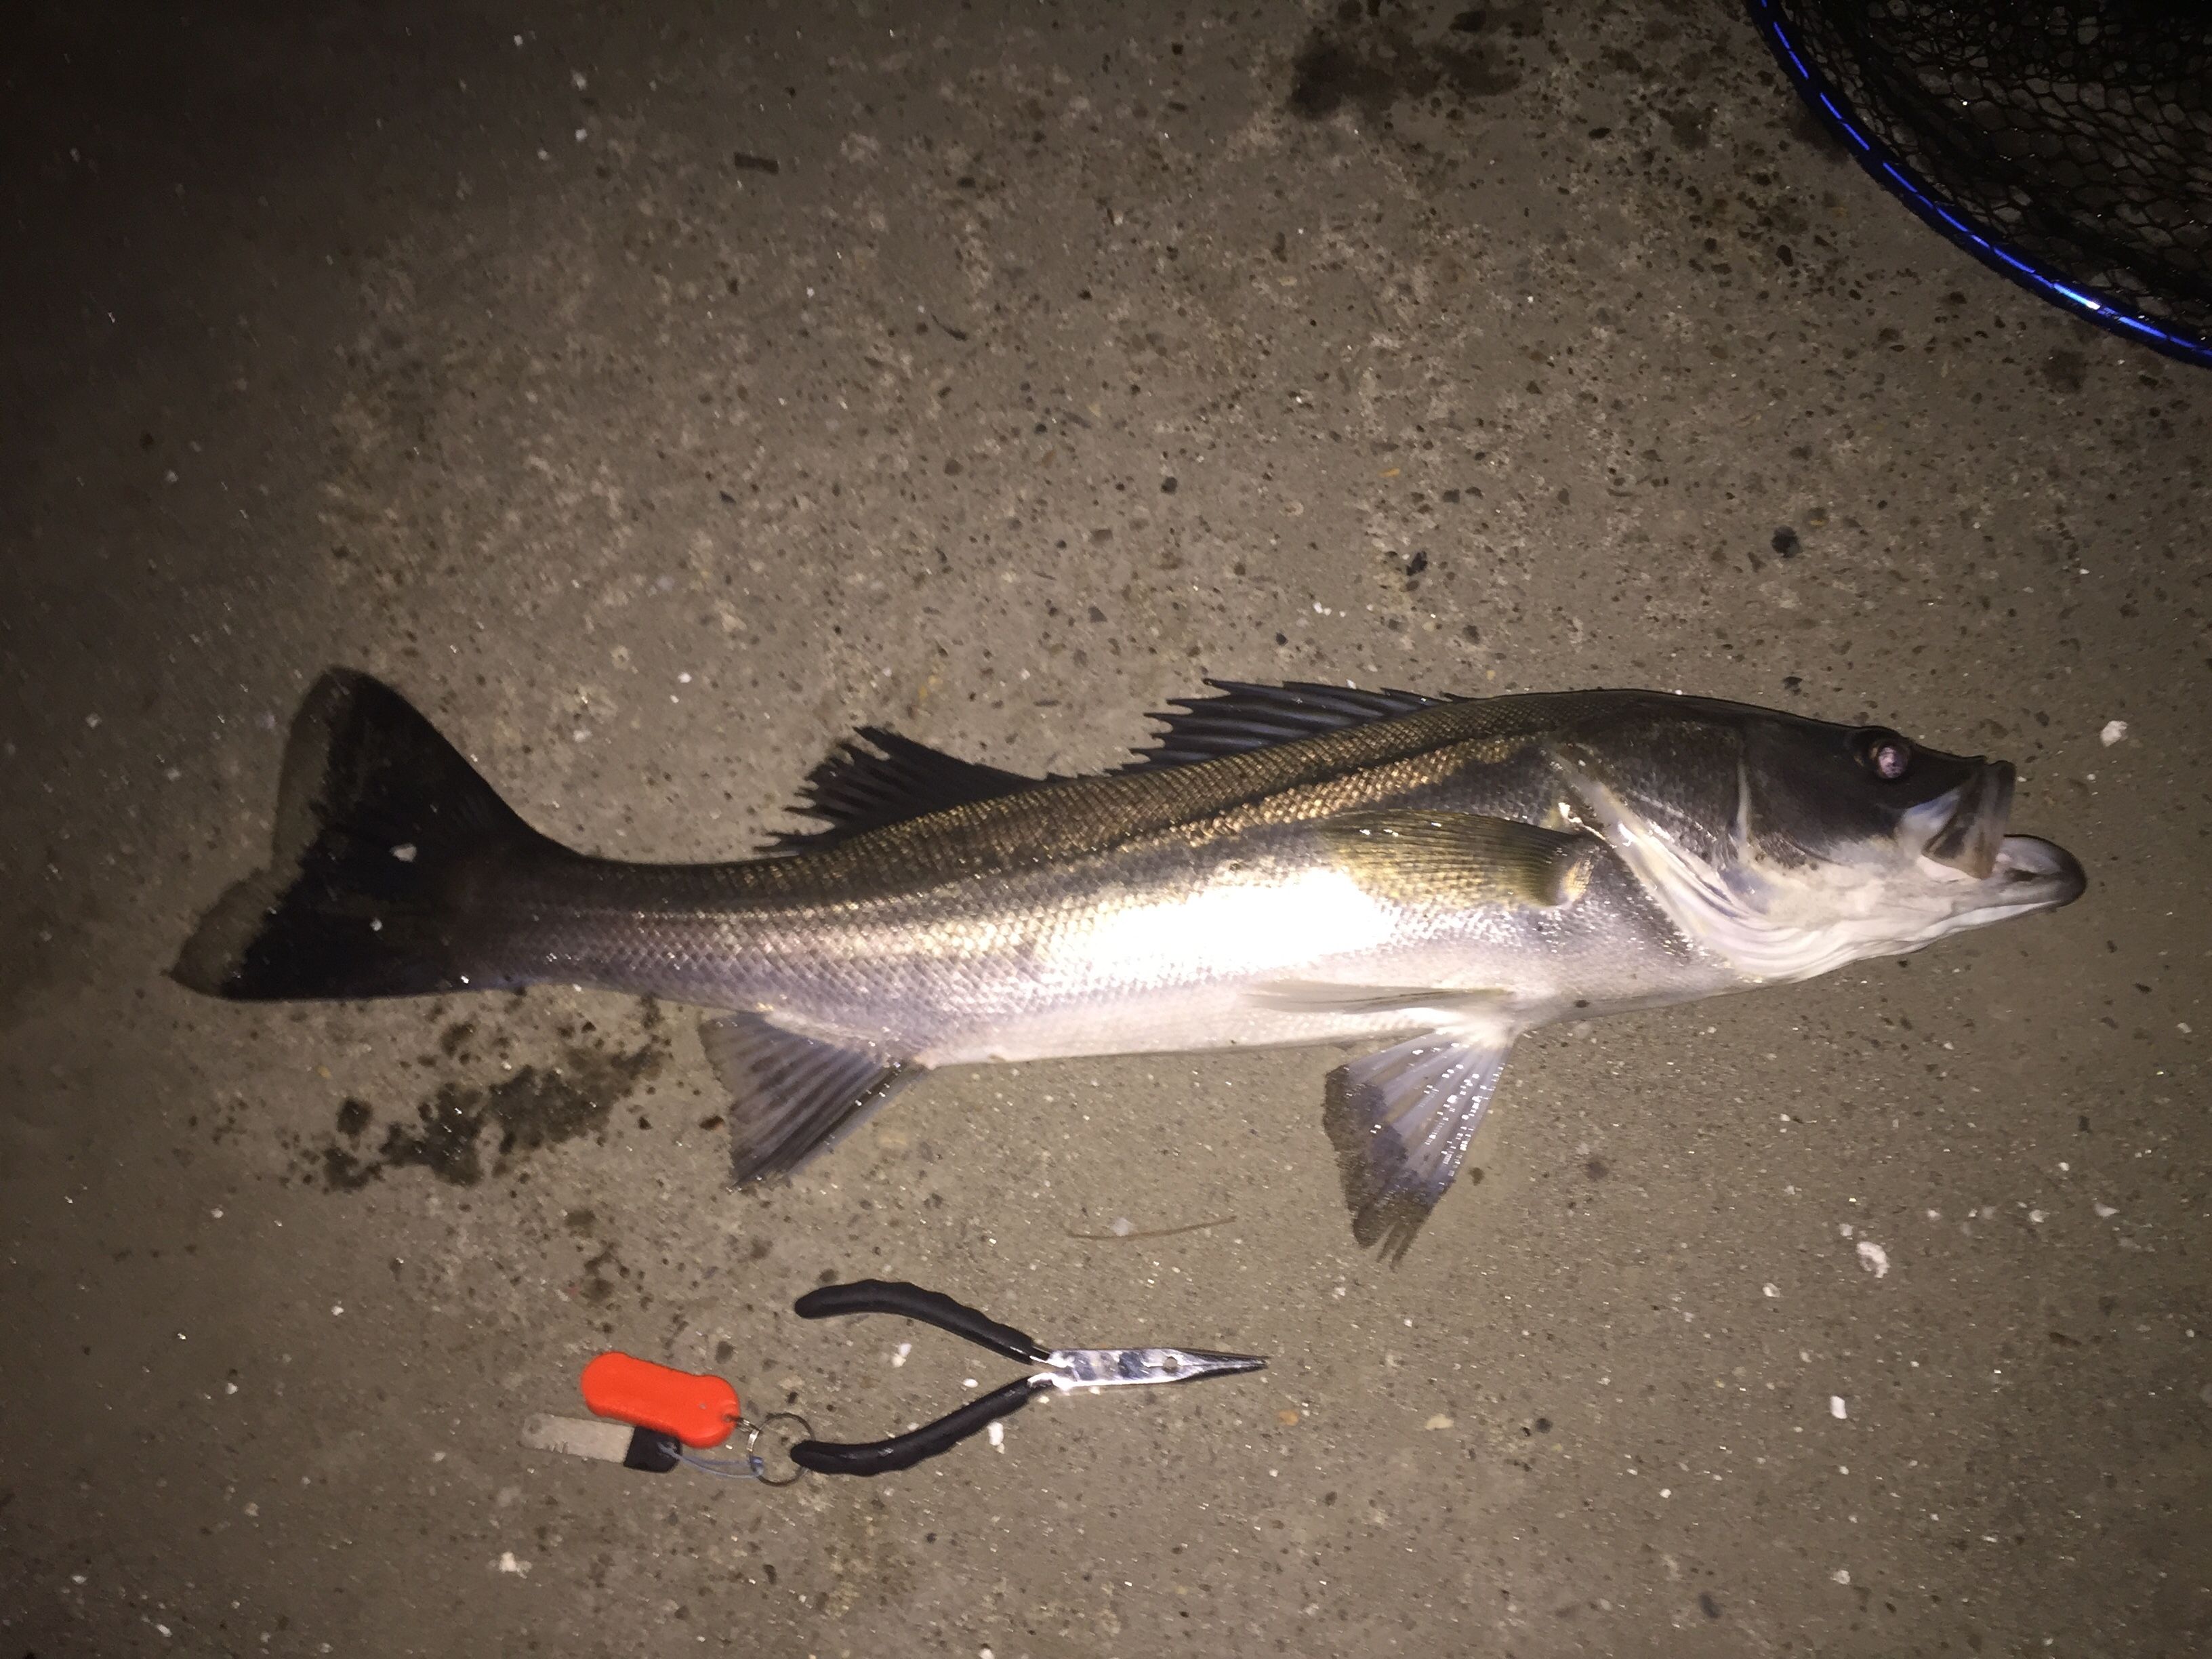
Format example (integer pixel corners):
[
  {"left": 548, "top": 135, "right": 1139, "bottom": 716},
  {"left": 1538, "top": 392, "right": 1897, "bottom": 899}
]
[{"left": 173, "top": 669, "right": 554, "bottom": 1000}]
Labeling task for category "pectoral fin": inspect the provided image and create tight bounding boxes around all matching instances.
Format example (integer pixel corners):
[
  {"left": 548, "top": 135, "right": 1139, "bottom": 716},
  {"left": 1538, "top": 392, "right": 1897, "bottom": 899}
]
[
  {"left": 1319, "top": 811, "right": 1597, "bottom": 908},
  {"left": 1324, "top": 1028, "right": 1514, "bottom": 1263}
]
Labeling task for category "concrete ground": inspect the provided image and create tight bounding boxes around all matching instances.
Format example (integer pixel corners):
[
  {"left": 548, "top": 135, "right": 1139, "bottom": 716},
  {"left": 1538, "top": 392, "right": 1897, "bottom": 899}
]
[{"left": 3, "top": 1, "right": 2206, "bottom": 1654}]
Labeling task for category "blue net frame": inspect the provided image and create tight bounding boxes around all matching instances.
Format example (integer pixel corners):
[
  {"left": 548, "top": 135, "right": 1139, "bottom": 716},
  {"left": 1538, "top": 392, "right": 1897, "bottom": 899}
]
[{"left": 1749, "top": 0, "right": 2212, "bottom": 369}]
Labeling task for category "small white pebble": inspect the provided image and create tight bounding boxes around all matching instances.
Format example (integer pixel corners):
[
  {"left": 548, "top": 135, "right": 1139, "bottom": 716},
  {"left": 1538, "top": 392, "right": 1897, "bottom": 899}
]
[
  {"left": 211, "top": 1208, "right": 224, "bottom": 1219},
  {"left": 2094, "top": 1202, "right": 2118, "bottom": 1218},
  {"left": 678, "top": 671, "right": 692, "bottom": 684},
  {"left": 156, "top": 1623, "right": 171, "bottom": 1637},
  {"left": 890, "top": 1342, "right": 912, "bottom": 1368},
  {"left": 1830, "top": 1395, "right": 1848, "bottom": 1420},
  {"left": 981, "top": 1648, "right": 995, "bottom": 1659},
  {"left": 1856, "top": 1240, "right": 1889, "bottom": 1278},
  {"left": 1831, "top": 1568, "right": 1851, "bottom": 1586},
  {"left": 571, "top": 727, "right": 589, "bottom": 741},
  {"left": 962, "top": 1378, "right": 978, "bottom": 1389},
  {"left": 987, "top": 1421, "right": 1005, "bottom": 1452},
  {"left": 1424, "top": 1413, "right": 1454, "bottom": 1431},
  {"left": 2029, "top": 1210, "right": 2046, "bottom": 1225},
  {"left": 85, "top": 713, "right": 102, "bottom": 729},
  {"left": 570, "top": 70, "right": 587, "bottom": 89},
  {"left": 243, "top": 1502, "right": 257, "bottom": 1517},
  {"left": 390, "top": 843, "right": 417, "bottom": 863},
  {"left": 2100, "top": 720, "right": 2127, "bottom": 747},
  {"left": 164, "top": 766, "right": 182, "bottom": 780},
  {"left": 1332, "top": 1284, "right": 1347, "bottom": 1298},
  {"left": 225, "top": 1381, "right": 238, "bottom": 1395},
  {"left": 331, "top": 1305, "right": 344, "bottom": 1316},
  {"left": 1110, "top": 1216, "right": 1132, "bottom": 1237},
  {"left": 1763, "top": 1283, "right": 1780, "bottom": 1298},
  {"left": 497, "top": 1552, "right": 529, "bottom": 1576}
]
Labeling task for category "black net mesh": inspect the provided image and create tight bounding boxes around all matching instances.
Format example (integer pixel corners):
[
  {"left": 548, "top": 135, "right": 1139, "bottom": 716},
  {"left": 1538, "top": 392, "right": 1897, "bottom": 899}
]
[{"left": 1749, "top": 0, "right": 2212, "bottom": 366}]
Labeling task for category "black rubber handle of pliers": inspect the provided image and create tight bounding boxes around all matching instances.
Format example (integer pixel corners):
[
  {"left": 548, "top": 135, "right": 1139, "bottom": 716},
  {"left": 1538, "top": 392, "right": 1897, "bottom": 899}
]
[
  {"left": 793, "top": 1279, "right": 1050, "bottom": 1365},
  {"left": 788, "top": 1376, "right": 1043, "bottom": 1477}
]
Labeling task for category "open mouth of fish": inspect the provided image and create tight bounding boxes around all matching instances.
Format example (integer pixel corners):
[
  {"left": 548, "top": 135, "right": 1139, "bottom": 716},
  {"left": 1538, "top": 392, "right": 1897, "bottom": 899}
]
[{"left": 1919, "top": 760, "right": 2085, "bottom": 905}]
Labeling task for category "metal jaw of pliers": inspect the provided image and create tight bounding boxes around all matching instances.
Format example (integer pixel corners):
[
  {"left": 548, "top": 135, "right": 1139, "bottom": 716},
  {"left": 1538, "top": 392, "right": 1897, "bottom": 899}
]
[{"left": 787, "top": 1279, "right": 1266, "bottom": 1477}]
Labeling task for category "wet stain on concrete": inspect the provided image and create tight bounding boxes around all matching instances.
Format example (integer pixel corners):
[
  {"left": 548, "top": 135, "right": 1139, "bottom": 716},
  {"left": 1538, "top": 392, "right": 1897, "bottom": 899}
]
[
  {"left": 1288, "top": 0, "right": 1528, "bottom": 121},
  {"left": 310, "top": 1033, "right": 667, "bottom": 1191}
]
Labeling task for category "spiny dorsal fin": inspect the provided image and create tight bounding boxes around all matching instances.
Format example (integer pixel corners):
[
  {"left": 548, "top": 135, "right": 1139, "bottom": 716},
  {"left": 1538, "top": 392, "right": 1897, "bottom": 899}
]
[
  {"left": 1123, "top": 680, "right": 1452, "bottom": 771},
  {"left": 760, "top": 727, "right": 1048, "bottom": 853}
]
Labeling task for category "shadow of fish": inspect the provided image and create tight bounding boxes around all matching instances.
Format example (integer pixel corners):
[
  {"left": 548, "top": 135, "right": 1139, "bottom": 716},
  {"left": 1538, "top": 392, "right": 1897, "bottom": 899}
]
[{"left": 175, "top": 672, "right": 2083, "bottom": 1257}]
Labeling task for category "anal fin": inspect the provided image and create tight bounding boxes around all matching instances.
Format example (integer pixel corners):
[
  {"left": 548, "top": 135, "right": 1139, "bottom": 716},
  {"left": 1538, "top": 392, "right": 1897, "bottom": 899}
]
[
  {"left": 699, "top": 1012, "right": 924, "bottom": 1183},
  {"left": 1324, "top": 1028, "right": 1514, "bottom": 1263}
]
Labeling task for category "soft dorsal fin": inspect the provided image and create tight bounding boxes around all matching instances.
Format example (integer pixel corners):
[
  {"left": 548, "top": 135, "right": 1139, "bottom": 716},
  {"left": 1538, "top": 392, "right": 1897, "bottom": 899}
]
[
  {"left": 1123, "top": 680, "right": 1452, "bottom": 770},
  {"left": 760, "top": 727, "right": 1047, "bottom": 853}
]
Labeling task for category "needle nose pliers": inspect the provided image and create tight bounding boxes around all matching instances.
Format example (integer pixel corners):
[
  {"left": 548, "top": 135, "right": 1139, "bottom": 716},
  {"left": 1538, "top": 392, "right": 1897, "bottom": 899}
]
[{"left": 788, "top": 1279, "right": 1266, "bottom": 1476}]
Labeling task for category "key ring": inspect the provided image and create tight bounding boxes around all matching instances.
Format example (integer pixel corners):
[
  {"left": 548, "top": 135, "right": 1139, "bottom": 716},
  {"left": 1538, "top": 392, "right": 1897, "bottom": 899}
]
[{"left": 746, "top": 1412, "right": 814, "bottom": 1487}]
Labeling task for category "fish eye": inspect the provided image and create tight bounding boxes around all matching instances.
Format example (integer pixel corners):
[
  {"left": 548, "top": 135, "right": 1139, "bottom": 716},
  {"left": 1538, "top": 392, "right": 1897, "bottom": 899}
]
[{"left": 1855, "top": 729, "right": 1913, "bottom": 781}]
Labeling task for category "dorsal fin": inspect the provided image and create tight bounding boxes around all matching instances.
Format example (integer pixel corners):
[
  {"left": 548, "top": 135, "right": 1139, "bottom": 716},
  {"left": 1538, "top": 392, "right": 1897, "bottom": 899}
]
[
  {"left": 759, "top": 727, "right": 1046, "bottom": 853},
  {"left": 1123, "top": 680, "right": 1452, "bottom": 771}
]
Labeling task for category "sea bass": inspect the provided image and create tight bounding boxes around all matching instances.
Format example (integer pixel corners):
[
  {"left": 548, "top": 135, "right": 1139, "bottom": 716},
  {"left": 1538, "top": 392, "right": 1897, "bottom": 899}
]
[{"left": 175, "top": 672, "right": 2084, "bottom": 1255}]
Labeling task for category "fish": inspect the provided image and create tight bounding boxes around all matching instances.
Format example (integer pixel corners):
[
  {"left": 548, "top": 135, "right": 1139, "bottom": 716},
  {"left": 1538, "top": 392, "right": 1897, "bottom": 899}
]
[{"left": 173, "top": 670, "right": 2085, "bottom": 1256}]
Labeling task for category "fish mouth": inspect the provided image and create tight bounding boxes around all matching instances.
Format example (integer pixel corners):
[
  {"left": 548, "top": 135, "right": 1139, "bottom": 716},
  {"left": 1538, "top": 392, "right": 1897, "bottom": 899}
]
[
  {"left": 1921, "top": 761, "right": 2015, "bottom": 880},
  {"left": 1989, "top": 834, "right": 2087, "bottom": 909},
  {"left": 1911, "top": 760, "right": 2083, "bottom": 912}
]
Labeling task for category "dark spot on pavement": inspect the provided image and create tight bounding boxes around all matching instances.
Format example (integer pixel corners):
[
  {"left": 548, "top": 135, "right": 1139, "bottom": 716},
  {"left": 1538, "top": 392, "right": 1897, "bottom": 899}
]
[
  {"left": 1288, "top": 6, "right": 1521, "bottom": 122},
  {"left": 2042, "top": 349, "right": 2087, "bottom": 392},
  {"left": 1584, "top": 1157, "right": 1609, "bottom": 1180},
  {"left": 321, "top": 1142, "right": 379, "bottom": 1193},
  {"left": 1700, "top": 1591, "right": 1722, "bottom": 1619},
  {"left": 308, "top": 1032, "right": 667, "bottom": 1191},
  {"left": 1664, "top": 106, "right": 1713, "bottom": 150},
  {"left": 579, "top": 1244, "right": 621, "bottom": 1304},
  {"left": 1771, "top": 526, "right": 1801, "bottom": 559}
]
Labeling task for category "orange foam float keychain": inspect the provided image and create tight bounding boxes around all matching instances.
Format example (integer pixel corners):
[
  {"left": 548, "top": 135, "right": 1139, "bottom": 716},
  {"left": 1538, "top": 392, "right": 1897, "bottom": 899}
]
[{"left": 580, "top": 1353, "right": 741, "bottom": 1449}]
